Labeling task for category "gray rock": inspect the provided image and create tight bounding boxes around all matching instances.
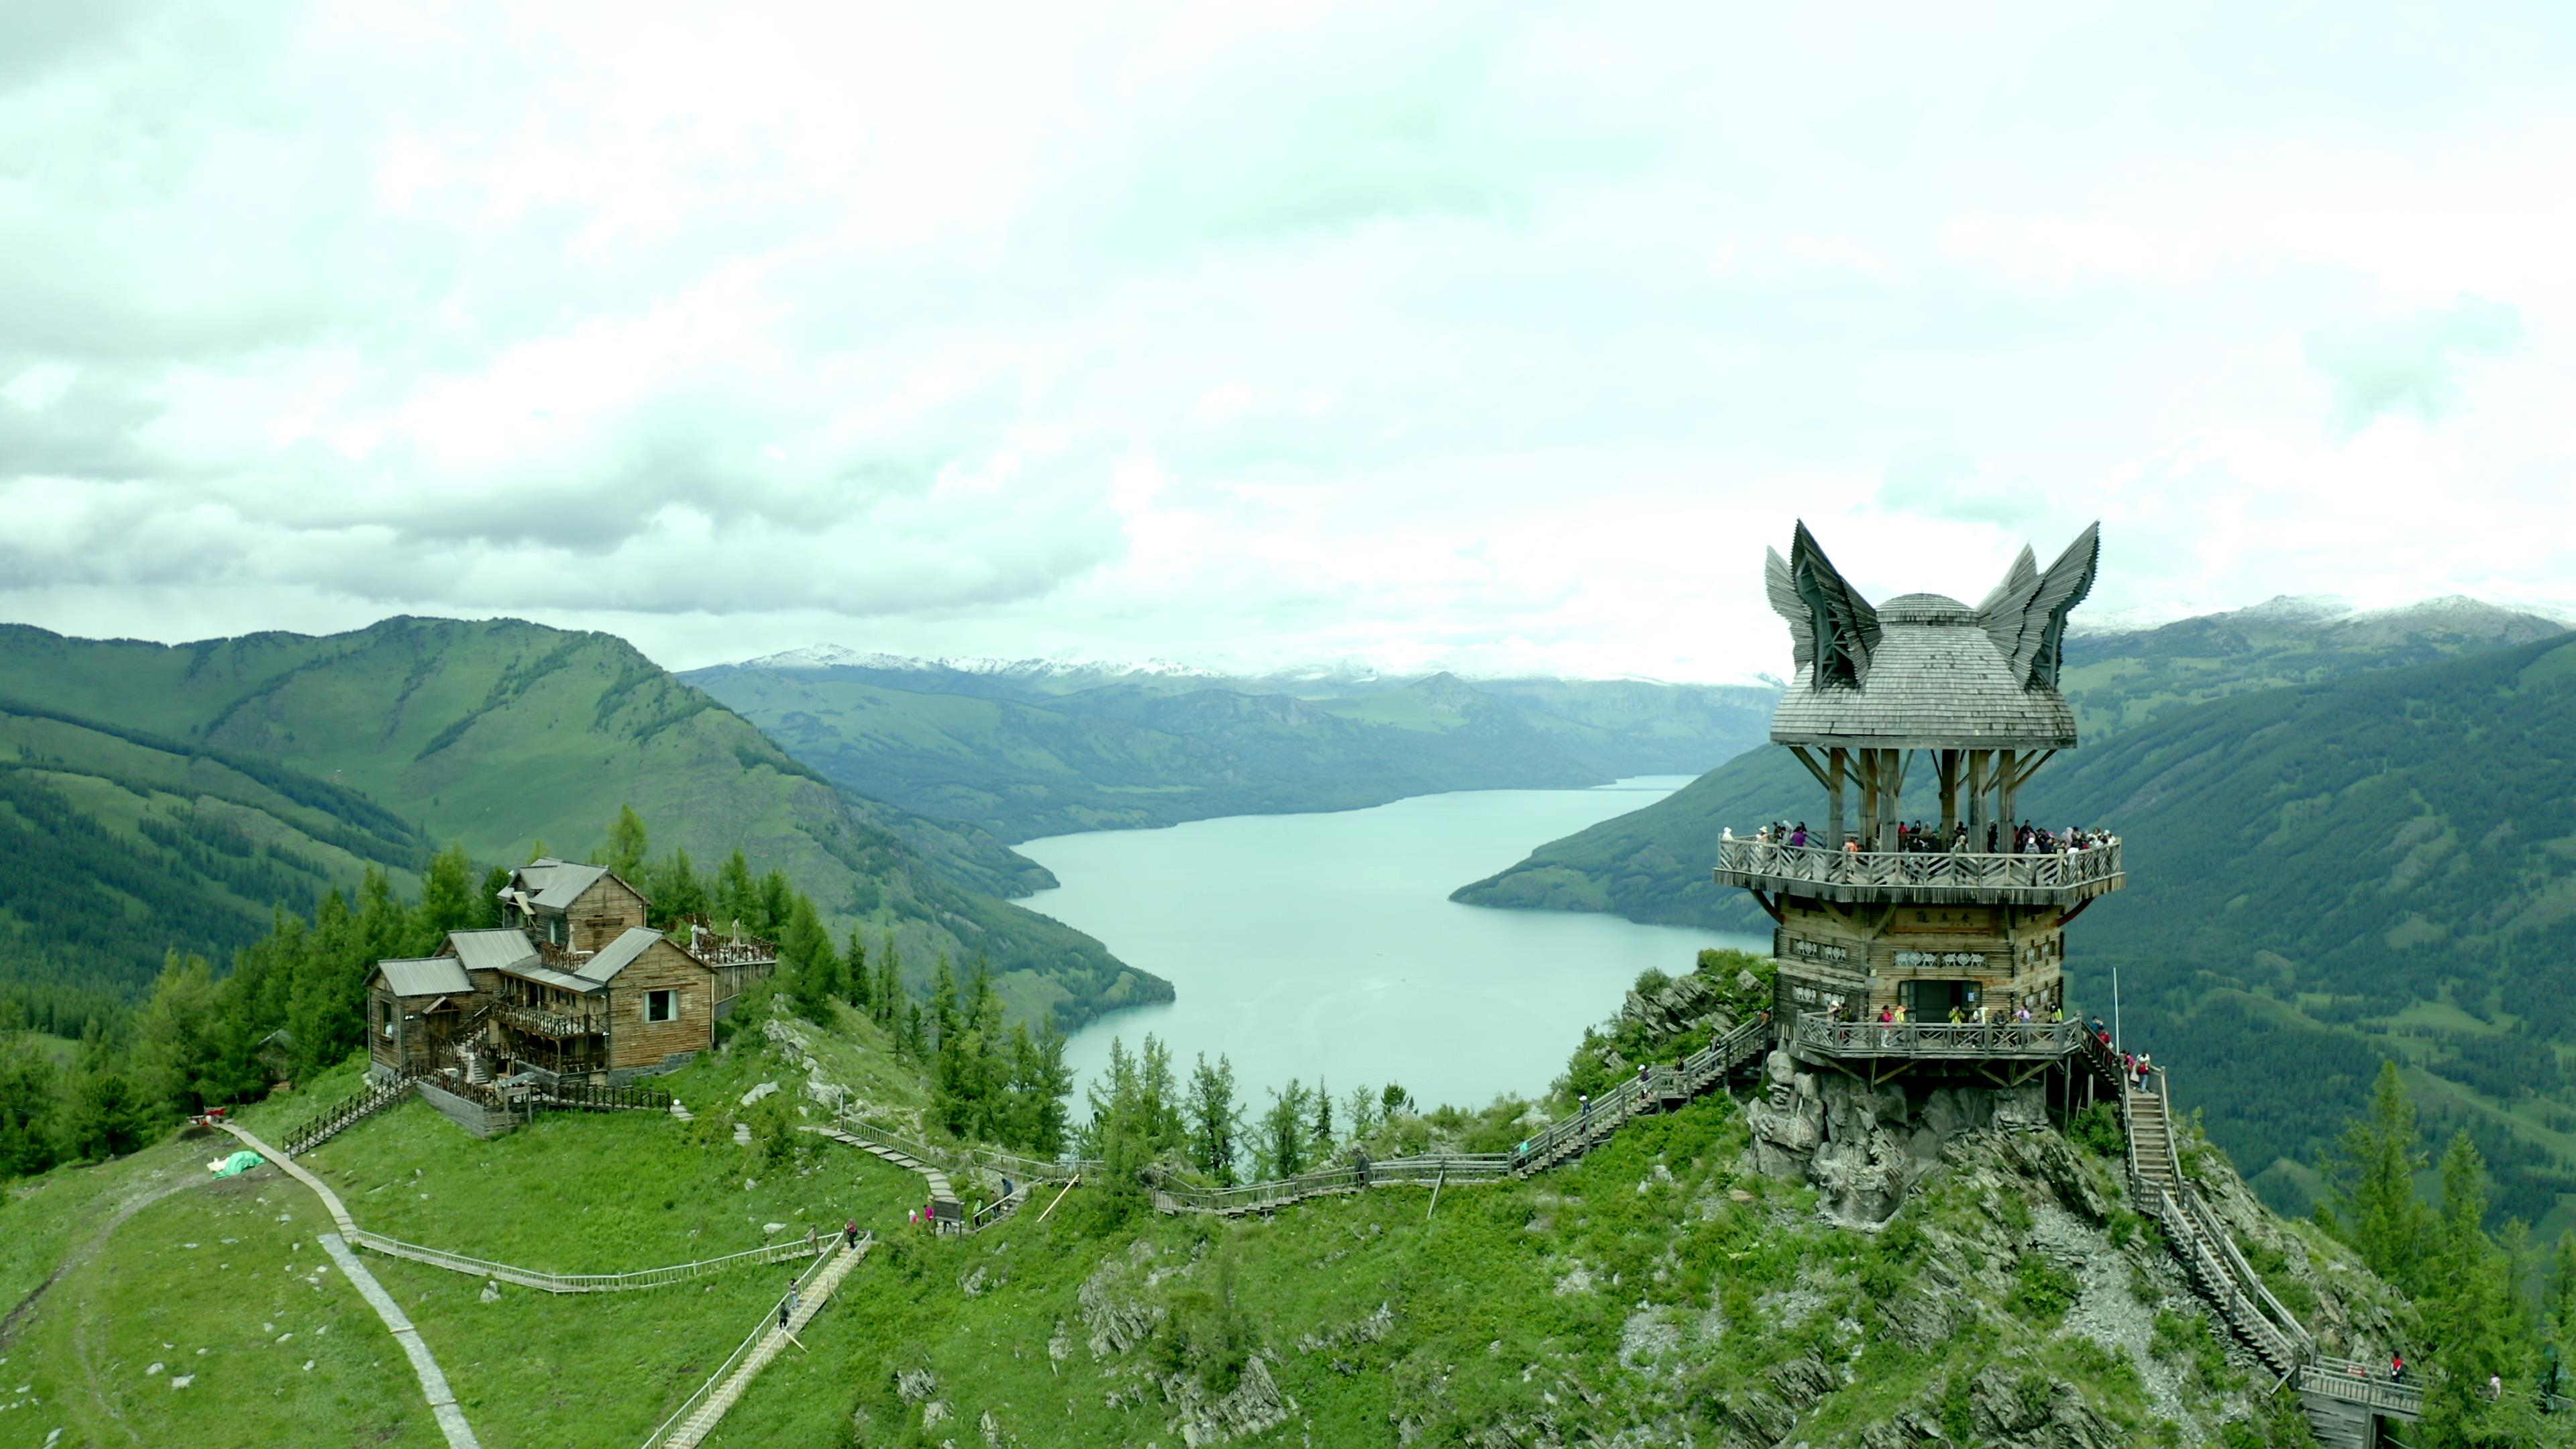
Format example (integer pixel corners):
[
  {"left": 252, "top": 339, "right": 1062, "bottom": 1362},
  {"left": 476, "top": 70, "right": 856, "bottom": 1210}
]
[
  {"left": 895, "top": 1367, "right": 937, "bottom": 1403},
  {"left": 738, "top": 1080, "right": 779, "bottom": 1107}
]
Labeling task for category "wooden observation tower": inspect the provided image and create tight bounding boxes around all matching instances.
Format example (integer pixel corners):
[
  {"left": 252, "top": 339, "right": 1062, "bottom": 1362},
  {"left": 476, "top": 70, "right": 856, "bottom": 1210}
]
[{"left": 1712, "top": 522, "right": 2124, "bottom": 1084}]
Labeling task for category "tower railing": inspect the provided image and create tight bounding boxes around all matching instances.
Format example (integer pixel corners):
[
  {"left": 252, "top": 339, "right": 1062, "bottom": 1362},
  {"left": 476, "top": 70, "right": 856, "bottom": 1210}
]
[
  {"left": 1713, "top": 838, "right": 2123, "bottom": 900},
  {"left": 1793, "top": 1012, "right": 2082, "bottom": 1059}
]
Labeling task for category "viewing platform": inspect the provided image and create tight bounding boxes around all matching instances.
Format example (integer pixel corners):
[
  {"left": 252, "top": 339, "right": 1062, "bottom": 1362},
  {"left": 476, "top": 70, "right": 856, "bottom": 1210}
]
[
  {"left": 1792, "top": 1012, "right": 2084, "bottom": 1061},
  {"left": 1712, "top": 837, "right": 2123, "bottom": 906}
]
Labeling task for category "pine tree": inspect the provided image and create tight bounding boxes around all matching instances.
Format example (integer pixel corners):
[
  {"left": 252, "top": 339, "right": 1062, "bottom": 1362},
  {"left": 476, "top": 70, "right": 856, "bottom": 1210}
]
[
  {"left": 1138, "top": 1034, "right": 1183, "bottom": 1155},
  {"left": 417, "top": 845, "right": 480, "bottom": 945},
  {"left": 2318, "top": 1060, "right": 2433, "bottom": 1289},
  {"left": 843, "top": 930, "right": 870, "bottom": 1012},
  {"left": 1006, "top": 1018, "right": 1074, "bottom": 1158},
  {"left": 648, "top": 848, "right": 707, "bottom": 925},
  {"left": 0, "top": 1032, "right": 62, "bottom": 1177},
  {"left": 780, "top": 895, "right": 841, "bottom": 1022},
  {"left": 1258, "top": 1080, "right": 1311, "bottom": 1180},
  {"left": 757, "top": 871, "right": 794, "bottom": 938},
  {"left": 715, "top": 850, "right": 757, "bottom": 931},
  {"left": 133, "top": 953, "right": 223, "bottom": 1117},
  {"left": 1187, "top": 1053, "right": 1242, "bottom": 1185},
  {"left": 1311, "top": 1075, "right": 1334, "bottom": 1155},
  {"left": 603, "top": 804, "right": 649, "bottom": 881},
  {"left": 1344, "top": 1082, "right": 1379, "bottom": 1144},
  {"left": 874, "top": 934, "right": 904, "bottom": 1024},
  {"left": 930, "top": 956, "right": 960, "bottom": 1053}
]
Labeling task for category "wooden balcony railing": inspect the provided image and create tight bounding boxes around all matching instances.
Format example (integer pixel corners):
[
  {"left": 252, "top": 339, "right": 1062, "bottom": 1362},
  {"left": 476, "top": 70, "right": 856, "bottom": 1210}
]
[
  {"left": 1713, "top": 838, "right": 2123, "bottom": 903},
  {"left": 496, "top": 1000, "right": 609, "bottom": 1038},
  {"left": 1793, "top": 1012, "right": 2083, "bottom": 1059}
]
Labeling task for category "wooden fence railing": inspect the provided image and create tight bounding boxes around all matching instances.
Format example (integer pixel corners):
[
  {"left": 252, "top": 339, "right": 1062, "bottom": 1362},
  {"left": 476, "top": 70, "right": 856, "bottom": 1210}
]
[
  {"left": 1713, "top": 839, "right": 2123, "bottom": 897},
  {"left": 829, "top": 1114, "right": 1096, "bottom": 1186},
  {"left": 1794, "top": 1014, "right": 2082, "bottom": 1059},
  {"left": 1155, "top": 1016, "right": 1773, "bottom": 1216},
  {"left": 283, "top": 1073, "right": 422, "bottom": 1157},
  {"left": 351, "top": 1230, "right": 826, "bottom": 1294}
]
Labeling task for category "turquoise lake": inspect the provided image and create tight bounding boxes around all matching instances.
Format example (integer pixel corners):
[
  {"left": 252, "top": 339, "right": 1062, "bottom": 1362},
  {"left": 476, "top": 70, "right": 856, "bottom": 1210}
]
[{"left": 1020, "top": 777, "right": 1769, "bottom": 1115}]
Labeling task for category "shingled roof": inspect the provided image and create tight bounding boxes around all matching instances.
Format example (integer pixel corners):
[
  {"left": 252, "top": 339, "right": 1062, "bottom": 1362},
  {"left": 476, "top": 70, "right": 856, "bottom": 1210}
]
[
  {"left": 377, "top": 957, "right": 472, "bottom": 998},
  {"left": 1763, "top": 525, "right": 2099, "bottom": 751},
  {"left": 445, "top": 928, "right": 540, "bottom": 975}
]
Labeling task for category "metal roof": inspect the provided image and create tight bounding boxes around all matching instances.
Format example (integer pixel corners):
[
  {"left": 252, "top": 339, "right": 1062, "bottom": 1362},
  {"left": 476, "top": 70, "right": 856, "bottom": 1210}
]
[
  {"left": 447, "top": 928, "right": 540, "bottom": 975},
  {"left": 504, "top": 858, "right": 612, "bottom": 916},
  {"left": 378, "top": 957, "right": 472, "bottom": 998},
  {"left": 1763, "top": 525, "right": 2098, "bottom": 750},
  {"left": 576, "top": 926, "right": 670, "bottom": 985}
]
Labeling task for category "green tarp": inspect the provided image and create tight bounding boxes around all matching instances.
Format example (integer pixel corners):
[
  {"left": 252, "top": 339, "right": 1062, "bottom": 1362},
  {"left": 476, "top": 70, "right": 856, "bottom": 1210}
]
[{"left": 209, "top": 1150, "right": 264, "bottom": 1177}]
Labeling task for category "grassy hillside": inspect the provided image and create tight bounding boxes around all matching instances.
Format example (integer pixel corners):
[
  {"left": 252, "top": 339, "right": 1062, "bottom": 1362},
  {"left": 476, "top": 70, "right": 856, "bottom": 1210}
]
[
  {"left": 2, "top": 999, "right": 2356, "bottom": 1449},
  {"left": 1458, "top": 631, "right": 2576, "bottom": 1230},
  {"left": 0, "top": 701, "right": 433, "bottom": 1014},
  {"left": 686, "top": 659, "right": 1775, "bottom": 841},
  {"left": 0, "top": 620, "right": 1164, "bottom": 1028}
]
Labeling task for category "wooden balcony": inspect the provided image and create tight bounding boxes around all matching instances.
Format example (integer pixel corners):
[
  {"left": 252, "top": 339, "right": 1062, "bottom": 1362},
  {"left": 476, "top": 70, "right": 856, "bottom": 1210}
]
[
  {"left": 1792, "top": 1012, "right": 2082, "bottom": 1061},
  {"left": 496, "top": 1000, "right": 609, "bottom": 1038},
  {"left": 1713, "top": 838, "right": 2123, "bottom": 906}
]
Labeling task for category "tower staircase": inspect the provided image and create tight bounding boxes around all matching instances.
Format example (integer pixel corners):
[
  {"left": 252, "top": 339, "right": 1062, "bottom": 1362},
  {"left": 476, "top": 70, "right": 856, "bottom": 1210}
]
[
  {"left": 643, "top": 1236, "right": 871, "bottom": 1449},
  {"left": 2072, "top": 1038, "right": 2418, "bottom": 1444}
]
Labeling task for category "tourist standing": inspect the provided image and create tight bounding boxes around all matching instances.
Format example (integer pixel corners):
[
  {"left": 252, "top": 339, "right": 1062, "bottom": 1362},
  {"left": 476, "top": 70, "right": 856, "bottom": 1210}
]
[{"left": 780, "top": 1279, "right": 798, "bottom": 1330}]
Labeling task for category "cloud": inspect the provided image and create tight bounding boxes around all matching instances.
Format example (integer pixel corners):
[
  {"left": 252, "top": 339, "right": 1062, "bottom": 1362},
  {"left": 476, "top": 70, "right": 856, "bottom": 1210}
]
[
  {"left": 1, "top": 2, "right": 2574, "bottom": 682},
  {"left": 2303, "top": 295, "right": 2525, "bottom": 433}
]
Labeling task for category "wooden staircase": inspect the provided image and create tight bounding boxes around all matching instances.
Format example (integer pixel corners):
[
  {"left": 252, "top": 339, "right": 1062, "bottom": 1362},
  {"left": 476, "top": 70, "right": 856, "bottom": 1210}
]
[
  {"left": 283, "top": 1073, "right": 420, "bottom": 1157},
  {"left": 651, "top": 1237, "right": 870, "bottom": 1448},
  {"left": 2072, "top": 1042, "right": 2418, "bottom": 1436}
]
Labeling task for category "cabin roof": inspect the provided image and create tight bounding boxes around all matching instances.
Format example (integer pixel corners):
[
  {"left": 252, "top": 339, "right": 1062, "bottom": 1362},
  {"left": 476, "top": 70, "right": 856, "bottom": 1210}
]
[
  {"left": 447, "top": 928, "right": 540, "bottom": 975},
  {"left": 574, "top": 926, "right": 676, "bottom": 985},
  {"left": 505, "top": 858, "right": 611, "bottom": 915},
  {"left": 378, "top": 957, "right": 473, "bottom": 998}
]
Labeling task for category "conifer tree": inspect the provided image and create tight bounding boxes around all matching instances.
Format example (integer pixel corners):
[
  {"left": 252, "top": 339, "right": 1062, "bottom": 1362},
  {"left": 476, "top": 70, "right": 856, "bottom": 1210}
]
[
  {"left": 780, "top": 895, "right": 841, "bottom": 1021},
  {"left": 2318, "top": 1060, "right": 2434, "bottom": 1289},
  {"left": 133, "top": 953, "right": 223, "bottom": 1117},
  {"left": 1187, "top": 1053, "right": 1242, "bottom": 1184},
  {"left": 1257, "top": 1079, "right": 1311, "bottom": 1180},
  {"left": 648, "top": 847, "right": 707, "bottom": 925},
  {"left": 417, "top": 845, "right": 480, "bottom": 943},
  {"left": 1311, "top": 1075, "right": 1334, "bottom": 1154},
  {"left": 757, "top": 871, "right": 794, "bottom": 938},
  {"left": 874, "top": 934, "right": 904, "bottom": 1024},
  {"left": 930, "top": 955, "right": 960, "bottom": 1052},
  {"left": 603, "top": 804, "right": 649, "bottom": 880},
  {"left": 841, "top": 929, "right": 870, "bottom": 1011},
  {"left": 715, "top": 850, "right": 757, "bottom": 931}
]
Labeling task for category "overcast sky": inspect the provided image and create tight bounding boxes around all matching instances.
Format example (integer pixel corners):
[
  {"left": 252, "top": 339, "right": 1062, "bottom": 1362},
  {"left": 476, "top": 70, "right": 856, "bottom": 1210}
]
[{"left": 5, "top": 3, "right": 2572, "bottom": 682}]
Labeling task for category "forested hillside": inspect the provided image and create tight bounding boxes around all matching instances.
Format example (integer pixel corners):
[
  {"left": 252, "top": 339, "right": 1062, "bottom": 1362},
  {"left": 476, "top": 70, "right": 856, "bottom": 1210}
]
[
  {"left": 686, "top": 655, "right": 1776, "bottom": 841},
  {"left": 1456, "top": 629, "right": 2576, "bottom": 1231},
  {"left": 0, "top": 702, "right": 432, "bottom": 1032},
  {"left": 0, "top": 620, "right": 1163, "bottom": 1028}
]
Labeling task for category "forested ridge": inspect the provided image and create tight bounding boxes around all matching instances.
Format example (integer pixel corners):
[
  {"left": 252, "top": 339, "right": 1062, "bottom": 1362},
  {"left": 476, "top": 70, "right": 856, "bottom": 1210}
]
[{"left": 0, "top": 617, "right": 1165, "bottom": 1031}]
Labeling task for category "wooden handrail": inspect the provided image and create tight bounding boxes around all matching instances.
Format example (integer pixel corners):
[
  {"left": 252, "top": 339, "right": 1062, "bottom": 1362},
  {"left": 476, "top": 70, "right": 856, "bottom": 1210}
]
[{"left": 1713, "top": 838, "right": 2123, "bottom": 897}]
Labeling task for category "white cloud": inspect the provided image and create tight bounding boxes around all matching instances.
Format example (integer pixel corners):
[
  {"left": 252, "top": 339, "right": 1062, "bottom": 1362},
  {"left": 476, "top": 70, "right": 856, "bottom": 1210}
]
[{"left": 1, "top": 0, "right": 2573, "bottom": 681}]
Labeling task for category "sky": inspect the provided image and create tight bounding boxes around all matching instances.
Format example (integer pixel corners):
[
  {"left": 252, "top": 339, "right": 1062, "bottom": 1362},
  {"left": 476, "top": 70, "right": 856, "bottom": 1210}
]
[{"left": 4, "top": 2, "right": 2573, "bottom": 683}]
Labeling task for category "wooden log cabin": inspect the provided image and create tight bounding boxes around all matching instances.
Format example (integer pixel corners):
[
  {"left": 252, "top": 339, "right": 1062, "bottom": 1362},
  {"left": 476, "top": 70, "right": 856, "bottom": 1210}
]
[
  {"left": 1709, "top": 522, "right": 2125, "bottom": 1085},
  {"left": 365, "top": 858, "right": 778, "bottom": 1087}
]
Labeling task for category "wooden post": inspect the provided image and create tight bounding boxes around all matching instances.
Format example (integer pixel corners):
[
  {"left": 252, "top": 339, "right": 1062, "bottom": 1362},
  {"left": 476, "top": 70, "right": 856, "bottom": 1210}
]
[
  {"left": 1857, "top": 751, "right": 1880, "bottom": 846},
  {"left": 1966, "top": 751, "right": 1990, "bottom": 841},
  {"left": 1880, "top": 749, "right": 1907, "bottom": 851},
  {"left": 1997, "top": 749, "right": 2018, "bottom": 831},
  {"left": 1937, "top": 749, "right": 1960, "bottom": 836},
  {"left": 1827, "top": 747, "right": 1847, "bottom": 849}
]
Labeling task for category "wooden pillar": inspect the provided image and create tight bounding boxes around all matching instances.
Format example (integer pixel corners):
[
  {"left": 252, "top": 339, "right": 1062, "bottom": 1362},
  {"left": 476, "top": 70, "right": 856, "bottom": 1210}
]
[
  {"left": 1880, "top": 749, "right": 1906, "bottom": 852},
  {"left": 1937, "top": 749, "right": 1960, "bottom": 836},
  {"left": 1858, "top": 750, "right": 1880, "bottom": 846},
  {"left": 1827, "top": 747, "right": 1847, "bottom": 849},
  {"left": 1997, "top": 748, "right": 2018, "bottom": 831},
  {"left": 1967, "top": 751, "right": 1990, "bottom": 841}
]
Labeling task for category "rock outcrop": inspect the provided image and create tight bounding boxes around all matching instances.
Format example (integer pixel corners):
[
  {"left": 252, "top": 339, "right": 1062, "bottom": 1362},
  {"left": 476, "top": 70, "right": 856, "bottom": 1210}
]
[{"left": 1743, "top": 1049, "right": 2047, "bottom": 1226}]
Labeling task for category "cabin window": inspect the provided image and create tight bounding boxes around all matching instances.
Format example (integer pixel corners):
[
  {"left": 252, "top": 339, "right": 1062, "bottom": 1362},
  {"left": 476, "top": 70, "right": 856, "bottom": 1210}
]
[{"left": 647, "top": 989, "right": 677, "bottom": 1023}]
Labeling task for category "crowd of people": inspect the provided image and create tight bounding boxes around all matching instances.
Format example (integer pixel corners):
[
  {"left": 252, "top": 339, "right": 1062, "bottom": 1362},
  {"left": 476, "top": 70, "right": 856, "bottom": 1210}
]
[{"left": 1727, "top": 821, "right": 2117, "bottom": 856}]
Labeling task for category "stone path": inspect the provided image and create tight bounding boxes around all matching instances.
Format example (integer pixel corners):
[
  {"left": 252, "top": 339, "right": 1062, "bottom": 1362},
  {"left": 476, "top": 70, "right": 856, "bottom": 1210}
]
[
  {"left": 806, "top": 1126, "right": 958, "bottom": 1214},
  {"left": 656, "top": 1238, "right": 870, "bottom": 1449},
  {"left": 217, "top": 1122, "right": 481, "bottom": 1449}
]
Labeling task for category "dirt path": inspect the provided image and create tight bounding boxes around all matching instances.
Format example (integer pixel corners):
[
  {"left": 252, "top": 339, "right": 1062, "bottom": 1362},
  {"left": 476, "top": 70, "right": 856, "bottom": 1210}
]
[{"left": 0, "top": 1148, "right": 209, "bottom": 1352}]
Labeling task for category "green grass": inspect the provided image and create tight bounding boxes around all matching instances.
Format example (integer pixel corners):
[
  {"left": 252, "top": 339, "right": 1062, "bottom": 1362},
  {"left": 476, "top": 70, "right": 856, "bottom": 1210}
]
[{"left": 3, "top": 1169, "right": 446, "bottom": 1448}]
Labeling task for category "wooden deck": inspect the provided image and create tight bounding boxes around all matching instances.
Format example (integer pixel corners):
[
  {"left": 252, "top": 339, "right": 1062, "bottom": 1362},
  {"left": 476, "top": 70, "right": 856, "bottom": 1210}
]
[{"left": 1713, "top": 838, "right": 2123, "bottom": 905}]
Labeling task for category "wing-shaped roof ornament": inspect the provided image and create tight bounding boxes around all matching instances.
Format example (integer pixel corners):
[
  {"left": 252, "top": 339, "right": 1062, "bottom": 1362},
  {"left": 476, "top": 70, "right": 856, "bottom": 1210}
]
[
  {"left": 1976, "top": 523, "right": 2099, "bottom": 690},
  {"left": 1765, "top": 521, "right": 1880, "bottom": 690}
]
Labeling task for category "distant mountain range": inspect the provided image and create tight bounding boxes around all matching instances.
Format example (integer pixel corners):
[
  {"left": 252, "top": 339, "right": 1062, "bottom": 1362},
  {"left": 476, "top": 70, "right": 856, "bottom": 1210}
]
[
  {"left": 1449, "top": 593, "right": 2576, "bottom": 1230},
  {"left": 0, "top": 619, "right": 1167, "bottom": 1029},
  {"left": 682, "top": 655, "right": 1782, "bottom": 842}
]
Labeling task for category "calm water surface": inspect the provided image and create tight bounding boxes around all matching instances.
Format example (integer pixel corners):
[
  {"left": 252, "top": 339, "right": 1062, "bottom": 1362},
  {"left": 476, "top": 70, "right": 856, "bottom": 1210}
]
[{"left": 1021, "top": 778, "right": 1769, "bottom": 1114}]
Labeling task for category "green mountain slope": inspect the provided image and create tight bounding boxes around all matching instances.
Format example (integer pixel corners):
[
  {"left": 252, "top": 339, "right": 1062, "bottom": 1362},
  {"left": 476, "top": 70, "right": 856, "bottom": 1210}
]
[
  {"left": 686, "top": 659, "right": 1776, "bottom": 841},
  {"left": 0, "top": 701, "right": 433, "bottom": 1014},
  {"left": 0, "top": 620, "right": 1165, "bottom": 1028}
]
